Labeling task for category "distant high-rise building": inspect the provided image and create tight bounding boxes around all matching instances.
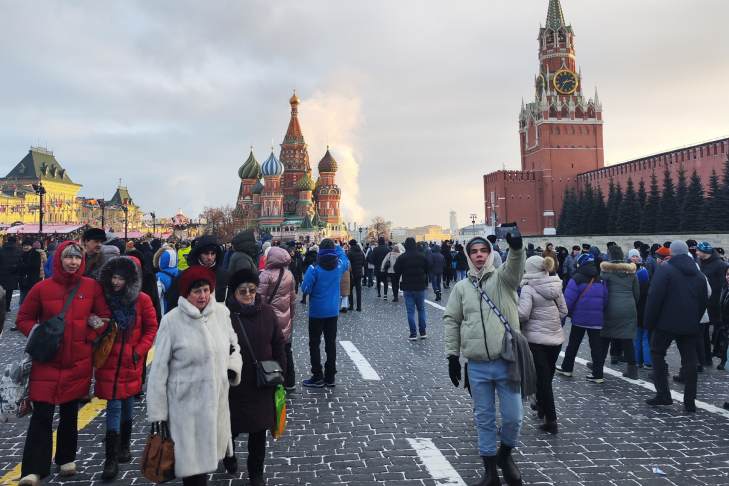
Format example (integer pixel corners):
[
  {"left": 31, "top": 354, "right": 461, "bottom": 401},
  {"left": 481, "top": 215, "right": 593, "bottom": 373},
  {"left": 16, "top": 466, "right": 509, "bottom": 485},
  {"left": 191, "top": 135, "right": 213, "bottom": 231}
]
[{"left": 449, "top": 210, "right": 458, "bottom": 237}]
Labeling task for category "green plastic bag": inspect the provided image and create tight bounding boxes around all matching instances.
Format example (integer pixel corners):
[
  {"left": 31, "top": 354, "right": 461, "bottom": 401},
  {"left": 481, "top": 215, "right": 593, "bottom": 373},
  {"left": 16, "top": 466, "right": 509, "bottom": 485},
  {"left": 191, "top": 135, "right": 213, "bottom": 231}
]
[{"left": 272, "top": 385, "right": 287, "bottom": 439}]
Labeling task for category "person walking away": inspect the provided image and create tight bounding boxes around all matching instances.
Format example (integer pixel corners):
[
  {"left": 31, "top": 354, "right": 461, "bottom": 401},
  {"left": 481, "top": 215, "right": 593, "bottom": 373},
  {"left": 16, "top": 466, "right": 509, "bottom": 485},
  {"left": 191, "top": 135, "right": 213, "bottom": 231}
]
[
  {"left": 187, "top": 234, "right": 228, "bottom": 302},
  {"left": 289, "top": 246, "right": 304, "bottom": 294},
  {"left": 346, "top": 240, "right": 365, "bottom": 311},
  {"left": 95, "top": 257, "right": 158, "bottom": 480},
  {"left": 556, "top": 254, "right": 609, "bottom": 383},
  {"left": 363, "top": 241, "right": 376, "bottom": 288},
  {"left": 225, "top": 269, "right": 286, "bottom": 485},
  {"left": 146, "top": 266, "right": 243, "bottom": 486},
  {"left": 518, "top": 256, "right": 566, "bottom": 434},
  {"left": 629, "top": 249, "right": 652, "bottom": 369},
  {"left": 430, "top": 245, "right": 445, "bottom": 301},
  {"left": 300, "top": 239, "right": 349, "bottom": 387},
  {"left": 18, "top": 239, "right": 41, "bottom": 305},
  {"left": 444, "top": 234, "right": 526, "bottom": 486},
  {"left": 258, "top": 247, "right": 296, "bottom": 391},
  {"left": 0, "top": 236, "right": 22, "bottom": 314},
  {"left": 228, "top": 230, "right": 259, "bottom": 276},
  {"left": 645, "top": 241, "right": 709, "bottom": 413},
  {"left": 301, "top": 244, "right": 318, "bottom": 304},
  {"left": 16, "top": 242, "right": 110, "bottom": 486},
  {"left": 154, "top": 245, "right": 180, "bottom": 315},
  {"left": 696, "top": 241, "right": 729, "bottom": 367},
  {"left": 454, "top": 243, "right": 468, "bottom": 281},
  {"left": 598, "top": 246, "right": 640, "bottom": 379},
  {"left": 368, "top": 237, "right": 390, "bottom": 299},
  {"left": 441, "top": 241, "right": 453, "bottom": 289},
  {"left": 43, "top": 241, "right": 58, "bottom": 279},
  {"left": 718, "top": 267, "right": 729, "bottom": 370},
  {"left": 562, "top": 246, "right": 580, "bottom": 287},
  {"left": 394, "top": 238, "right": 430, "bottom": 340},
  {"left": 339, "top": 245, "right": 351, "bottom": 313},
  {"left": 381, "top": 243, "right": 404, "bottom": 302}
]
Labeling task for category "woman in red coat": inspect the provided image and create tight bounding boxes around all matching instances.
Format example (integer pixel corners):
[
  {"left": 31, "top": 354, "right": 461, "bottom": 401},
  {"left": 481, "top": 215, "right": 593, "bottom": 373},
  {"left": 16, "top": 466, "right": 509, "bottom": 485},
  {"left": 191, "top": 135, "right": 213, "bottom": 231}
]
[
  {"left": 95, "top": 256, "right": 158, "bottom": 480},
  {"left": 16, "top": 241, "right": 110, "bottom": 486}
]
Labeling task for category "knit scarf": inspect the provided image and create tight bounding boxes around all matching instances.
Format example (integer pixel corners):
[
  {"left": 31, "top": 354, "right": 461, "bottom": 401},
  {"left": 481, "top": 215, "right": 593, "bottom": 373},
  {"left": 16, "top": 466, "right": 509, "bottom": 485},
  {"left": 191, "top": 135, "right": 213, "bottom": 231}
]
[{"left": 108, "top": 292, "right": 136, "bottom": 331}]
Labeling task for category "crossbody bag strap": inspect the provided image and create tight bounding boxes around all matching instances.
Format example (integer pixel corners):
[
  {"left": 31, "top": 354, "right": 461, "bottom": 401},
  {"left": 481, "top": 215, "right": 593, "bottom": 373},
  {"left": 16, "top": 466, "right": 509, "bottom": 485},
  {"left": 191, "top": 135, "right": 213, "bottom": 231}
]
[
  {"left": 232, "top": 313, "right": 258, "bottom": 366},
  {"left": 574, "top": 278, "right": 595, "bottom": 308},
  {"left": 267, "top": 269, "right": 284, "bottom": 305},
  {"left": 470, "top": 279, "right": 511, "bottom": 333},
  {"left": 59, "top": 283, "right": 81, "bottom": 320}
]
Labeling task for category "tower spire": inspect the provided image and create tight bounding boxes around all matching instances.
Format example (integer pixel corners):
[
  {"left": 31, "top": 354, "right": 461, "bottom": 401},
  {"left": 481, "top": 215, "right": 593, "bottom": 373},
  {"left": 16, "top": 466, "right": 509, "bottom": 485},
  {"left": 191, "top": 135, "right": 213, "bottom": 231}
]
[{"left": 546, "top": 0, "right": 566, "bottom": 30}]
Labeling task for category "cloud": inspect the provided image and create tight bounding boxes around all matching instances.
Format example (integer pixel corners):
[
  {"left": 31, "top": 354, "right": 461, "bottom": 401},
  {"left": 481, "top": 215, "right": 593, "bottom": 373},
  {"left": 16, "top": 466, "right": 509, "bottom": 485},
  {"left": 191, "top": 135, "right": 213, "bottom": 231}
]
[{"left": 300, "top": 91, "right": 366, "bottom": 224}]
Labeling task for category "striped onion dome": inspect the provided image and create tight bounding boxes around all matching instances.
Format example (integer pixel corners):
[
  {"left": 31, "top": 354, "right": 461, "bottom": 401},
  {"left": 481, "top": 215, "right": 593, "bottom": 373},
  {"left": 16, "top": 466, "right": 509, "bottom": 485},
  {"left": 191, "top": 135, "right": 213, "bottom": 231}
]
[
  {"left": 261, "top": 150, "right": 284, "bottom": 177},
  {"left": 238, "top": 149, "right": 260, "bottom": 180}
]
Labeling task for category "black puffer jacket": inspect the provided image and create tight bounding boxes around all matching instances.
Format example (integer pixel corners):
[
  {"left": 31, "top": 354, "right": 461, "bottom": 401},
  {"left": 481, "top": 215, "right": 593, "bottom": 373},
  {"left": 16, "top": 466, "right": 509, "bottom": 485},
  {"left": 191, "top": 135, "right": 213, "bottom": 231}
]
[
  {"left": 700, "top": 252, "right": 728, "bottom": 322},
  {"left": 393, "top": 239, "right": 430, "bottom": 291},
  {"left": 368, "top": 243, "right": 390, "bottom": 273},
  {"left": 644, "top": 254, "right": 709, "bottom": 335},
  {"left": 347, "top": 244, "right": 366, "bottom": 279}
]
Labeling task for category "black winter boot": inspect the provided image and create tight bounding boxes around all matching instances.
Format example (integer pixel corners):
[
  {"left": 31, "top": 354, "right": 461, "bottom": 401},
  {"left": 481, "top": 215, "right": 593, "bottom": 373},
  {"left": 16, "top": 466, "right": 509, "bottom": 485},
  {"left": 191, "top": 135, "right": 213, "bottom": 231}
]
[
  {"left": 101, "top": 431, "right": 120, "bottom": 481},
  {"left": 118, "top": 421, "right": 132, "bottom": 463},
  {"left": 496, "top": 444, "right": 522, "bottom": 486},
  {"left": 622, "top": 364, "right": 639, "bottom": 380},
  {"left": 470, "top": 455, "right": 499, "bottom": 486}
]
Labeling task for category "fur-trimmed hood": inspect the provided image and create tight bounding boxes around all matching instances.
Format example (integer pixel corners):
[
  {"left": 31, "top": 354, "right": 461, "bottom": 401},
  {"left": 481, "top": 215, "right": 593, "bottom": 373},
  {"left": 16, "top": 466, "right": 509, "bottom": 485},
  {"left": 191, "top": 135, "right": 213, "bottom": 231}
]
[
  {"left": 99, "top": 256, "right": 142, "bottom": 305},
  {"left": 600, "top": 261, "right": 637, "bottom": 274}
]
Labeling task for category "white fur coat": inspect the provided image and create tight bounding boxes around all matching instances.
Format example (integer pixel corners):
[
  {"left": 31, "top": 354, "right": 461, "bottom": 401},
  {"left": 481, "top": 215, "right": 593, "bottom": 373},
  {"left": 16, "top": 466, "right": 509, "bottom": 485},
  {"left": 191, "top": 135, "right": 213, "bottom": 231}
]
[{"left": 146, "top": 296, "right": 243, "bottom": 478}]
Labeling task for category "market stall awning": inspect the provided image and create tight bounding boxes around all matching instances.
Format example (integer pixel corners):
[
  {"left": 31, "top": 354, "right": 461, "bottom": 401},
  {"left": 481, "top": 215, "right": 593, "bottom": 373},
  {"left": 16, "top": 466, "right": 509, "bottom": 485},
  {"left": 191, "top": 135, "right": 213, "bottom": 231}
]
[{"left": 5, "top": 224, "right": 84, "bottom": 234}]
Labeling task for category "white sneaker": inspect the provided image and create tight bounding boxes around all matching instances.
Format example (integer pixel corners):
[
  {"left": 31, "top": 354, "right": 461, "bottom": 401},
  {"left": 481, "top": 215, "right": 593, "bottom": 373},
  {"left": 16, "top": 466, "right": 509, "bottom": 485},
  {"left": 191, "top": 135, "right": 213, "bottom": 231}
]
[
  {"left": 59, "top": 461, "right": 77, "bottom": 476},
  {"left": 18, "top": 474, "right": 40, "bottom": 486}
]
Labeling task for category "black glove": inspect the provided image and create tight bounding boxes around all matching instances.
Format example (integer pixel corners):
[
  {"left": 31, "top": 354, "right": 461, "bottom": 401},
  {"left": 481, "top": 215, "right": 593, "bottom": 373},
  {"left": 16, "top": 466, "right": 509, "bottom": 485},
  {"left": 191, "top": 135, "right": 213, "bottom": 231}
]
[
  {"left": 464, "top": 362, "right": 471, "bottom": 396},
  {"left": 505, "top": 232, "right": 523, "bottom": 251},
  {"left": 448, "top": 355, "right": 461, "bottom": 387},
  {"left": 228, "top": 369, "right": 237, "bottom": 381}
]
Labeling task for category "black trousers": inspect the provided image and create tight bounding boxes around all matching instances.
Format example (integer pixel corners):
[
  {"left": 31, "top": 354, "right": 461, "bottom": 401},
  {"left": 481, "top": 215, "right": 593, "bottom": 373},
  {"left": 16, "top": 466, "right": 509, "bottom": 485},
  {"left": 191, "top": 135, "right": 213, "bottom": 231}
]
[
  {"left": 309, "top": 317, "right": 338, "bottom": 382},
  {"left": 389, "top": 274, "right": 400, "bottom": 299},
  {"left": 651, "top": 329, "right": 697, "bottom": 404},
  {"left": 230, "top": 430, "right": 267, "bottom": 479},
  {"left": 349, "top": 277, "right": 362, "bottom": 310},
  {"left": 3, "top": 283, "right": 13, "bottom": 312},
  {"left": 376, "top": 271, "right": 387, "bottom": 296},
  {"left": 182, "top": 474, "right": 207, "bottom": 485},
  {"left": 697, "top": 322, "right": 712, "bottom": 365},
  {"left": 529, "top": 343, "right": 561, "bottom": 423},
  {"left": 284, "top": 342, "right": 295, "bottom": 388},
  {"left": 21, "top": 400, "right": 79, "bottom": 478},
  {"left": 560, "top": 326, "right": 604, "bottom": 378},
  {"left": 600, "top": 337, "right": 635, "bottom": 366}
]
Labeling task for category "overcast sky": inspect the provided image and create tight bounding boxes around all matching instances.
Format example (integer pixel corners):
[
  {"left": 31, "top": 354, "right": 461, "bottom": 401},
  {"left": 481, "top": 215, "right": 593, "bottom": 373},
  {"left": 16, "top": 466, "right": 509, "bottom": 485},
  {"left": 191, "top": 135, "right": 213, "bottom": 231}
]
[{"left": 1, "top": 1, "right": 727, "bottom": 229}]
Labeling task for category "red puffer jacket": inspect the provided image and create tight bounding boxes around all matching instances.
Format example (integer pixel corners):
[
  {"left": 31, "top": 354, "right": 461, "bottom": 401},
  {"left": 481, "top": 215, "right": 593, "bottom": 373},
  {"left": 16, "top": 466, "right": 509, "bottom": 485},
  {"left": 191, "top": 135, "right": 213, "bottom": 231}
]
[
  {"left": 95, "top": 292, "right": 158, "bottom": 400},
  {"left": 17, "top": 241, "right": 110, "bottom": 404}
]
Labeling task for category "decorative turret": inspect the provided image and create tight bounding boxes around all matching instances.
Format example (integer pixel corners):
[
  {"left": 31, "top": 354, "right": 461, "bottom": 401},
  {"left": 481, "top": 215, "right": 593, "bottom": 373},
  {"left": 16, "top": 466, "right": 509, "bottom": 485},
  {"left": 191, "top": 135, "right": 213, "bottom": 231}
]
[
  {"left": 317, "top": 147, "right": 338, "bottom": 173},
  {"left": 252, "top": 180, "right": 264, "bottom": 195},
  {"left": 238, "top": 149, "right": 261, "bottom": 180},
  {"left": 279, "top": 90, "right": 311, "bottom": 214},
  {"left": 315, "top": 147, "right": 341, "bottom": 226},
  {"left": 295, "top": 173, "right": 315, "bottom": 192}
]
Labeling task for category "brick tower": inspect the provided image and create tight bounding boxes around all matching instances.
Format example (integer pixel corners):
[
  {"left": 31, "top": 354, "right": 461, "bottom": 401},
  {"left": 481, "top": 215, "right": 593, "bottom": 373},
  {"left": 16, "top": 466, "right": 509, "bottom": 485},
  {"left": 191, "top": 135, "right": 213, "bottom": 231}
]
[
  {"left": 485, "top": 0, "right": 604, "bottom": 235},
  {"left": 280, "top": 91, "right": 312, "bottom": 216},
  {"left": 315, "top": 147, "right": 341, "bottom": 225}
]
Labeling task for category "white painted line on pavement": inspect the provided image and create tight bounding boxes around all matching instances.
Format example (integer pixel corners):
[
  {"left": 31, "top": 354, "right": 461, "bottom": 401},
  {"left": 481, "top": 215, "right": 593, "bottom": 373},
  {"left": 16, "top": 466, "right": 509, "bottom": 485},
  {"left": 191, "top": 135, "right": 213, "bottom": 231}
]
[
  {"left": 339, "top": 340, "right": 381, "bottom": 380},
  {"left": 564, "top": 352, "right": 729, "bottom": 419},
  {"left": 407, "top": 438, "right": 467, "bottom": 486}
]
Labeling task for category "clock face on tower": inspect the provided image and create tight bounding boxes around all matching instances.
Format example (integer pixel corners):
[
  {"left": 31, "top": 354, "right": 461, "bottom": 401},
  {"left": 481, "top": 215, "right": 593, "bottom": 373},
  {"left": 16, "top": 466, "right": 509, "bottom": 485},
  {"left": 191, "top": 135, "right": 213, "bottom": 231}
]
[{"left": 553, "top": 69, "right": 578, "bottom": 95}]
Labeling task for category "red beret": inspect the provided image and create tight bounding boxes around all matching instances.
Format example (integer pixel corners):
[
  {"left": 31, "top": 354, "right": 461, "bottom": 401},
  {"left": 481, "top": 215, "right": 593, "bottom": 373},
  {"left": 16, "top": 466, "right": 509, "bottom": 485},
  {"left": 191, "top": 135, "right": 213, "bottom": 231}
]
[{"left": 178, "top": 266, "right": 216, "bottom": 297}]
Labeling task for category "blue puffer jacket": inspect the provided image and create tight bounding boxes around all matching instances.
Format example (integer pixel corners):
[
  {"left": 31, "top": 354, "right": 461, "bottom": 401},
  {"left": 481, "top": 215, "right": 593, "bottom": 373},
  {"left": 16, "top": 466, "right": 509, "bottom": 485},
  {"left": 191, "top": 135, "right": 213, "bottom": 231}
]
[
  {"left": 301, "top": 246, "right": 350, "bottom": 318},
  {"left": 564, "top": 263, "right": 608, "bottom": 329},
  {"left": 154, "top": 248, "right": 180, "bottom": 314}
]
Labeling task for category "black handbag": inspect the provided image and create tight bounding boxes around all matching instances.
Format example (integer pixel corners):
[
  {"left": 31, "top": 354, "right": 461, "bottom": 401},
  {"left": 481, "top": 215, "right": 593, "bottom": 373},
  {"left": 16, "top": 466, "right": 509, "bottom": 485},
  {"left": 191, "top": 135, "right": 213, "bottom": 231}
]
[
  {"left": 25, "top": 283, "right": 80, "bottom": 362},
  {"left": 232, "top": 314, "right": 284, "bottom": 388}
]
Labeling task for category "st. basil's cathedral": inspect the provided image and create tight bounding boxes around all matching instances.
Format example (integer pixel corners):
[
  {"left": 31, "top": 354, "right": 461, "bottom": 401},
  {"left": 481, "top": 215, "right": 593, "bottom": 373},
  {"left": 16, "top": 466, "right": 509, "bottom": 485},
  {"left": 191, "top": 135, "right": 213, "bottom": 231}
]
[{"left": 234, "top": 91, "right": 347, "bottom": 240}]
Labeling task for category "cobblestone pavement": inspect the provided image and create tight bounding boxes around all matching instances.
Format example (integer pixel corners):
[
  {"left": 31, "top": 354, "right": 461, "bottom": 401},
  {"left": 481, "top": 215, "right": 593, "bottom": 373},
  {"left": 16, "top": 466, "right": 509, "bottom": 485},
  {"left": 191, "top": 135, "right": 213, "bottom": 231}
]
[{"left": 1, "top": 285, "right": 729, "bottom": 485}]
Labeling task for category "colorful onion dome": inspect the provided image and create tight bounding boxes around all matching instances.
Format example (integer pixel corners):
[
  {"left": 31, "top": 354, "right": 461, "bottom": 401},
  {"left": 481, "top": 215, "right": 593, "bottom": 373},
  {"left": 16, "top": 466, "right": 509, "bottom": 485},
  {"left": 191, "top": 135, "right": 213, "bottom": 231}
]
[
  {"left": 252, "top": 179, "right": 264, "bottom": 194},
  {"left": 317, "top": 147, "right": 337, "bottom": 173},
  {"left": 296, "top": 173, "right": 315, "bottom": 191},
  {"left": 238, "top": 149, "right": 260, "bottom": 180},
  {"left": 289, "top": 89, "right": 300, "bottom": 105},
  {"left": 261, "top": 150, "right": 284, "bottom": 177}
]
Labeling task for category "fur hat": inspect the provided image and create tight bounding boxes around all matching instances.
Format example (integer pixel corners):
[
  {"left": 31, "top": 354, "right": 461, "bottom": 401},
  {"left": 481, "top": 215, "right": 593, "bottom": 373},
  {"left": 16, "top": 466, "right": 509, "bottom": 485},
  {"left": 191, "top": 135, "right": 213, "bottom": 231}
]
[
  {"left": 83, "top": 227, "right": 107, "bottom": 242},
  {"left": 99, "top": 256, "right": 142, "bottom": 303},
  {"left": 178, "top": 266, "right": 216, "bottom": 297},
  {"left": 525, "top": 255, "right": 554, "bottom": 274},
  {"left": 227, "top": 268, "right": 260, "bottom": 293}
]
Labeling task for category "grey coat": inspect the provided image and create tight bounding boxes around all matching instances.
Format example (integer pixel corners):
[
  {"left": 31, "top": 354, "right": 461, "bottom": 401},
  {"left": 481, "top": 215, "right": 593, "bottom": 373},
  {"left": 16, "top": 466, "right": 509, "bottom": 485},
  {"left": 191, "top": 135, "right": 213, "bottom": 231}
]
[{"left": 600, "top": 262, "right": 640, "bottom": 339}]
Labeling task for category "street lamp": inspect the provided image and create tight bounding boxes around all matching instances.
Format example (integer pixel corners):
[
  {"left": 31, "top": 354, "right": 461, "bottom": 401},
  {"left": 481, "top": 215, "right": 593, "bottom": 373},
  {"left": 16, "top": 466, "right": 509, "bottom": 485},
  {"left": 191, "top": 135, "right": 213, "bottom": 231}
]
[
  {"left": 470, "top": 213, "right": 477, "bottom": 238},
  {"left": 98, "top": 199, "right": 106, "bottom": 230},
  {"left": 358, "top": 224, "right": 363, "bottom": 243},
  {"left": 31, "top": 182, "right": 47, "bottom": 233},
  {"left": 150, "top": 212, "right": 156, "bottom": 237},
  {"left": 122, "top": 204, "right": 129, "bottom": 240}
]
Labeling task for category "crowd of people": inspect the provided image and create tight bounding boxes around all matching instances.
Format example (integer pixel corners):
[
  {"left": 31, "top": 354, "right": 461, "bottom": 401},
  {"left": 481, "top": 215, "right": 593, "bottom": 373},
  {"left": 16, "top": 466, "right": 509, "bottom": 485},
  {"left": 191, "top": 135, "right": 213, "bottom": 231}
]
[{"left": 2, "top": 226, "right": 727, "bottom": 486}]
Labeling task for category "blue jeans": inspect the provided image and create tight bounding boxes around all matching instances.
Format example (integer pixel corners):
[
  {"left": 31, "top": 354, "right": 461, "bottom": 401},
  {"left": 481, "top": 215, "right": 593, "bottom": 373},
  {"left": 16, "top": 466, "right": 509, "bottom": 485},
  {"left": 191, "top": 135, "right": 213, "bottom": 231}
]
[
  {"left": 106, "top": 397, "right": 135, "bottom": 432},
  {"left": 431, "top": 274, "right": 442, "bottom": 293},
  {"left": 634, "top": 328, "right": 652, "bottom": 366},
  {"left": 467, "top": 359, "right": 523, "bottom": 456},
  {"left": 403, "top": 290, "right": 427, "bottom": 336},
  {"left": 456, "top": 270, "right": 467, "bottom": 281}
]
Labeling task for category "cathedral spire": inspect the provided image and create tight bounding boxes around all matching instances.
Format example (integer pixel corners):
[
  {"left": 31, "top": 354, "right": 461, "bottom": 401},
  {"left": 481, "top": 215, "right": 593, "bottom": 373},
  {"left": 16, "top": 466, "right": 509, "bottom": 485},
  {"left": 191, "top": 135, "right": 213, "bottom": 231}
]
[{"left": 546, "top": 0, "right": 566, "bottom": 30}]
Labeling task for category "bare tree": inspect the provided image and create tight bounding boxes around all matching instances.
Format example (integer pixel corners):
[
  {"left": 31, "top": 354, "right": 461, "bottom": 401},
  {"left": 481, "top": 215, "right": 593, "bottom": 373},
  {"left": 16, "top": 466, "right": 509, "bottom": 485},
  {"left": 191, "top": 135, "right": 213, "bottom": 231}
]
[
  {"left": 368, "top": 216, "right": 392, "bottom": 241},
  {"left": 199, "top": 205, "right": 237, "bottom": 242}
]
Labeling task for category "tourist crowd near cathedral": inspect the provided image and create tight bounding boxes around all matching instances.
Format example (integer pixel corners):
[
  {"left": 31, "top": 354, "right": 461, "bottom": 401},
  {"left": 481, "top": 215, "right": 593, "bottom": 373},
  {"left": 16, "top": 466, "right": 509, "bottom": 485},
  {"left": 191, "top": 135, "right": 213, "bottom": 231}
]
[
  {"left": 484, "top": 0, "right": 729, "bottom": 236},
  {"left": 234, "top": 91, "right": 348, "bottom": 241}
]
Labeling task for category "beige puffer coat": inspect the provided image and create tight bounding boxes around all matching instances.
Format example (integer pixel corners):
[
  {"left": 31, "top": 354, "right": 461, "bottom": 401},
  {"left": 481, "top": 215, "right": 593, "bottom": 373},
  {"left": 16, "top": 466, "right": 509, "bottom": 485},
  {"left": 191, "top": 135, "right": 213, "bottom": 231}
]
[
  {"left": 444, "top": 244, "right": 525, "bottom": 361},
  {"left": 517, "top": 273, "right": 567, "bottom": 346}
]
